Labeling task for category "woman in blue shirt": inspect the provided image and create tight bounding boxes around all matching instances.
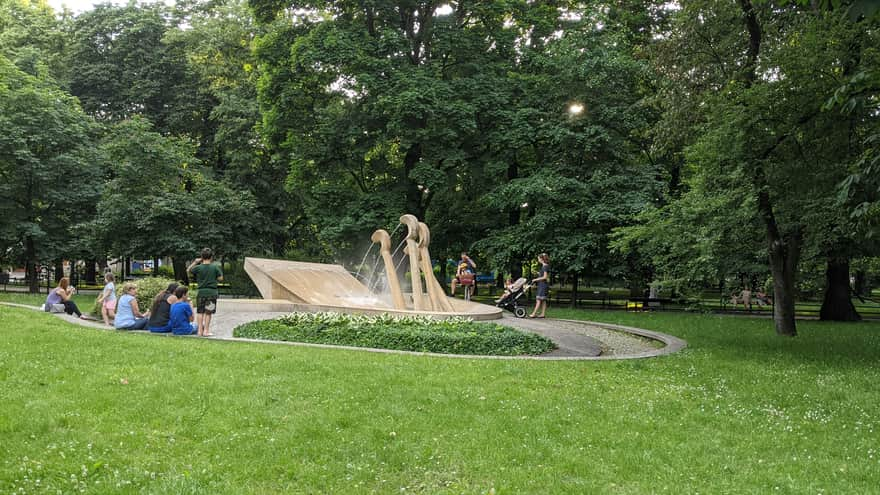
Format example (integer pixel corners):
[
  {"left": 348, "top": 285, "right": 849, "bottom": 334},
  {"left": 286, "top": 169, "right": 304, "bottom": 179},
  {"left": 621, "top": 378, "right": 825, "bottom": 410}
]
[
  {"left": 115, "top": 283, "right": 149, "bottom": 330},
  {"left": 169, "top": 286, "right": 198, "bottom": 335}
]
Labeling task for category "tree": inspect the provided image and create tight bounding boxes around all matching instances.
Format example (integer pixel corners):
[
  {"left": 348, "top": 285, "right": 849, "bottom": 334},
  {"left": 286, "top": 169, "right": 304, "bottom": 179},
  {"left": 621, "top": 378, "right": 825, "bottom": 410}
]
[
  {"left": 89, "top": 117, "right": 257, "bottom": 281},
  {"left": 67, "top": 2, "right": 212, "bottom": 138},
  {"left": 0, "top": 0, "right": 70, "bottom": 82},
  {"left": 628, "top": 0, "right": 879, "bottom": 334},
  {"left": 250, "top": 0, "right": 665, "bottom": 282},
  {"left": 0, "top": 56, "right": 101, "bottom": 292},
  {"left": 173, "top": 0, "right": 299, "bottom": 256}
]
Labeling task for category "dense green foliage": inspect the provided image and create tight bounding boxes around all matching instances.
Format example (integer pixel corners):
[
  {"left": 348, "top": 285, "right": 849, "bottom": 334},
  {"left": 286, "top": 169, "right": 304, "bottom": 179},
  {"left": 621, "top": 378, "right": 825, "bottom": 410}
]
[
  {"left": 3, "top": 305, "right": 880, "bottom": 492},
  {"left": 0, "top": 0, "right": 878, "bottom": 335},
  {"left": 234, "top": 312, "right": 556, "bottom": 355},
  {"left": 0, "top": 54, "right": 100, "bottom": 291}
]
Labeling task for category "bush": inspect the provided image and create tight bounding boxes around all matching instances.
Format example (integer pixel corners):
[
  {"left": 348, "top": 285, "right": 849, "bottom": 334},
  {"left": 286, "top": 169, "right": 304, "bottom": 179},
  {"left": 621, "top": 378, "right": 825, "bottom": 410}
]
[
  {"left": 90, "top": 276, "right": 178, "bottom": 316},
  {"left": 156, "top": 265, "right": 175, "bottom": 278},
  {"left": 233, "top": 312, "right": 556, "bottom": 356}
]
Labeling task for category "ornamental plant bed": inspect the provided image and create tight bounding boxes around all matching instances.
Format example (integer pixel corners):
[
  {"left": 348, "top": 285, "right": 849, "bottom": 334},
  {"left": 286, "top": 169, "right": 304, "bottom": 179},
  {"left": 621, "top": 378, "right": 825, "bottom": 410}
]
[{"left": 233, "top": 312, "right": 556, "bottom": 356}]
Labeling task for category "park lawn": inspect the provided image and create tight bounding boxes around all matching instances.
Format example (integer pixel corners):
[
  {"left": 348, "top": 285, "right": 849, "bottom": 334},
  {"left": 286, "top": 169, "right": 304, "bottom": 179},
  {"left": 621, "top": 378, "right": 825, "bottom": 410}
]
[
  {"left": 1, "top": 305, "right": 879, "bottom": 494},
  {"left": 0, "top": 292, "right": 96, "bottom": 311}
]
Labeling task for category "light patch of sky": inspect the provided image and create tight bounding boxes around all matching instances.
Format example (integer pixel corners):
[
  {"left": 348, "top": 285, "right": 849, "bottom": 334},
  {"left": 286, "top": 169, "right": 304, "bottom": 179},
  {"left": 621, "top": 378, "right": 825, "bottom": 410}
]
[
  {"left": 435, "top": 4, "right": 452, "bottom": 16},
  {"left": 46, "top": 0, "right": 174, "bottom": 14}
]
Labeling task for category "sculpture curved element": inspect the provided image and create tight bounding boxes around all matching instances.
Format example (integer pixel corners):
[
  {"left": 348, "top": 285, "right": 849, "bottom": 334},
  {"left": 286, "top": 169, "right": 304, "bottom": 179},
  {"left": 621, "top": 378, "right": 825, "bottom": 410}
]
[
  {"left": 370, "top": 229, "right": 407, "bottom": 310},
  {"left": 400, "top": 214, "right": 426, "bottom": 310},
  {"left": 418, "top": 222, "right": 454, "bottom": 312}
]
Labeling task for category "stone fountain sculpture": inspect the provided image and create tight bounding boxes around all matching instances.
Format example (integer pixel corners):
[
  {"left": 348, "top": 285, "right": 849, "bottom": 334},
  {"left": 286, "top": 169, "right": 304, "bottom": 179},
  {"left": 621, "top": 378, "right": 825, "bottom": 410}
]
[{"left": 241, "top": 214, "right": 501, "bottom": 320}]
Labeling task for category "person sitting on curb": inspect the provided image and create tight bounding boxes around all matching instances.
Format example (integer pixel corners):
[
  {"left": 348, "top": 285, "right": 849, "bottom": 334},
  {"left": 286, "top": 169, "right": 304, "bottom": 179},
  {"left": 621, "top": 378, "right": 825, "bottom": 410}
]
[
  {"left": 114, "top": 282, "right": 150, "bottom": 330},
  {"left": 169, "top": 286, "right": 198, "bottom": 336},
  {"left": 147, "top": 282, "right": 180, "bottom": 333}
]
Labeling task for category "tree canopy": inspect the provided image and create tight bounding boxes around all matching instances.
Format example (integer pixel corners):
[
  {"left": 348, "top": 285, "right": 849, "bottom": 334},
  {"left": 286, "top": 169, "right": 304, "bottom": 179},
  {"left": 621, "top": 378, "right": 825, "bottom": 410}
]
[{"left": 1, "top": 0, "right": 878, "bottom": 336}]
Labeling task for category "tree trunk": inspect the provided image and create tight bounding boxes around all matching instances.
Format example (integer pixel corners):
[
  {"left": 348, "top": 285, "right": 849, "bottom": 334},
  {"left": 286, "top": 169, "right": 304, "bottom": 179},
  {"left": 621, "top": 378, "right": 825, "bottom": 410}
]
[
  {"left": 54, "top": 260, "right": 64, "bottom": 283},
  {"left": 819, "top": 257, "right": 861, "bottom": 321},
  {"left": 403, "top": 142, "right": 424, "bottom": 219},
  {"left": 25, "top": 236, "right": 39, "bottom": 293},
  {"left": 853, "top": 269, "right": 867, "bottom": 298},
  {"left": 85, "top": 258, "right": 97, "bottom": 285},
  {"left": 154, "top": 257, "right": 161, "bottom": 277},
  {"left": 570, "top": 272, "right": 579, "bottom": 308},
  {"left": 767, "top": 233, "right": 800, "bottom": 337},
  {"left": 172, "top": 257, "right": 189, "bottom": 285},
  {"left": 69, "top": 259, "right": 78, "bottom": 287}
]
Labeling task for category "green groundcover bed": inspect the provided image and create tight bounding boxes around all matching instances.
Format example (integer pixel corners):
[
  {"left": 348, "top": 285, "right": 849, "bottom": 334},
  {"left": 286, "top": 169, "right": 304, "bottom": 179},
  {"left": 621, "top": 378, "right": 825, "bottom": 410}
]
[{"left": 233, "top": 312, "right": 556, "bottom": 356}]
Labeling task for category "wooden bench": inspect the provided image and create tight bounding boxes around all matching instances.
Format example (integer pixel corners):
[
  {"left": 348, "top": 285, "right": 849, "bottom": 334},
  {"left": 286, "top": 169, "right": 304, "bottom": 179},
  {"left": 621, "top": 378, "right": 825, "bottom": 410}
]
[
  {"left": 626, "top": 297, "right": 675, "bottom": 311},
  {"left": 554, "top": 290, "right": 610, "bottom": 307}
]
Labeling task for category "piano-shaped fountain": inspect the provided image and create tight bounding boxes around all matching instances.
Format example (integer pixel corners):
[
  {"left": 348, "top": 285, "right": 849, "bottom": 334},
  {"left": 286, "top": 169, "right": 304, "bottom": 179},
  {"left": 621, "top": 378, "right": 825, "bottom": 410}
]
[{"left": 226, "top": 214, "right": 502, "bottom": 320}]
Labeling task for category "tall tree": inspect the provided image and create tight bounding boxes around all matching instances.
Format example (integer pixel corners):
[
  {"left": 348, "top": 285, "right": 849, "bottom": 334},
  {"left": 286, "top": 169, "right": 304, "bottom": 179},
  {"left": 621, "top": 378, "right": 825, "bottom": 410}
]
[
  {"left": 174, "top": 0, "right": 298, "bottom": 256},
  {"left": 67, "top": 2, "right": 212, "bottom": 138},
  {"left": 89, "top": 117, "right": 257, "bottom": 281},
  {"left": 0, "top": 56, "right": 100, "bottom": 292},
  {"left": 0, "top": 0, "right": 70, "bottom": 82},
  {"left": 628, "top": 0, "right": 879, "bottom": 334}
]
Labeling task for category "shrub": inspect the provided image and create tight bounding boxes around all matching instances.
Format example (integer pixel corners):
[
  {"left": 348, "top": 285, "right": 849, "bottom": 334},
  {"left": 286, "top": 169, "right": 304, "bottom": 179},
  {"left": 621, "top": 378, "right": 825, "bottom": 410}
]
[
  {"left": 90, "top": 276, "right": 178, "bottom": 316},
  {"left": 233, "top": 312, "right": 556, "bottom": 356}
]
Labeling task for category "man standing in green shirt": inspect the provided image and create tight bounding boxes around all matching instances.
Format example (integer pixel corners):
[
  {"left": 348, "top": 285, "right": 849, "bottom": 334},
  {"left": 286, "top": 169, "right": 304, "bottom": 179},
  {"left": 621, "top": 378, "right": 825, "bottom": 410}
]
[{"left": 187, "top": 248, "right": 224, "bottom": 337}]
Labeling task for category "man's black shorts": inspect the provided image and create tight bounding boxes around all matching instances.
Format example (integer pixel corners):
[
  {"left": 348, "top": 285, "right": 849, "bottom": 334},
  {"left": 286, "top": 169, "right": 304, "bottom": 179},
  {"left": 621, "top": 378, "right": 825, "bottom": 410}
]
[{"left": 197, "top": 296, "right": 217, "bottom": 314}]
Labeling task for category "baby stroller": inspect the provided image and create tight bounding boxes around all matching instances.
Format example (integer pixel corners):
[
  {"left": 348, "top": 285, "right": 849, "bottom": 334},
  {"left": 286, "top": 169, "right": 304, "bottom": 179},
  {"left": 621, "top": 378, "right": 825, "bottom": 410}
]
[{"left": 495, "top": 277, "right": 531, "bottom": 318}]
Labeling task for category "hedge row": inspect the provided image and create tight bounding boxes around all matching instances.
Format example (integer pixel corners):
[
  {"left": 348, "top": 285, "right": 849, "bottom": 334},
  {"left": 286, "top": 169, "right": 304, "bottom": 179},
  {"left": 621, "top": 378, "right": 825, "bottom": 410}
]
[{"left": 233, "top": 312, "right": 556, "bottom": 356}]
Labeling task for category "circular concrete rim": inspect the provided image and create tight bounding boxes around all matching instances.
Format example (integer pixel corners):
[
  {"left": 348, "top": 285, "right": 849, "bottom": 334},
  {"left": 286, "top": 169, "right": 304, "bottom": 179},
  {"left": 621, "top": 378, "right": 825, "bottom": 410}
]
[{"left": 1, "top": 302, "right": 687, "bottom": 360}]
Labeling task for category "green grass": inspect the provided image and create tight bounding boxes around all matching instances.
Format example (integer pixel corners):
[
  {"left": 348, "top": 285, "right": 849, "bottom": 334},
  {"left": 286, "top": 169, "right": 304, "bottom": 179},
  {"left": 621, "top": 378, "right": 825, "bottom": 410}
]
[
  {"left": 0, "top": 292, "right": 96, "bottom": 311},
  {"left": 1, "top": 304, "right": 879, "bottom": 493}
]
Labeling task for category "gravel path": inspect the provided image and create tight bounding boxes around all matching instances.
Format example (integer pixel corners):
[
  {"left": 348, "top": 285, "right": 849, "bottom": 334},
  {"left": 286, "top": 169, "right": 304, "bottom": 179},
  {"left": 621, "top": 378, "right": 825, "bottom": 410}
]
[{"left": 2, "top": 303, "right": 685, "bottom": 360}]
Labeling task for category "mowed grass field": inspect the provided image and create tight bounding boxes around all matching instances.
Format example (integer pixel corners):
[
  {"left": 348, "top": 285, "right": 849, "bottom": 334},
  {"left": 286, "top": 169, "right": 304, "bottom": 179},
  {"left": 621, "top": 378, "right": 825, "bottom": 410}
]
[{"left": 1, "top": 301, "right": 879, "bottom": 494}]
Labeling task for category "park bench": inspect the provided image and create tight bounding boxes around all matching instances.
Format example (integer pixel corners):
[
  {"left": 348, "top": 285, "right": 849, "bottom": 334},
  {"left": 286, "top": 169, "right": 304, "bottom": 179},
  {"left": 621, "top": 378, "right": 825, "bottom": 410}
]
[
  {"left": 554, "top": 290, "right": 609, "bottom": 308},
  {"left": 626, "top": 297, "right": 675, "bottom": 311}
]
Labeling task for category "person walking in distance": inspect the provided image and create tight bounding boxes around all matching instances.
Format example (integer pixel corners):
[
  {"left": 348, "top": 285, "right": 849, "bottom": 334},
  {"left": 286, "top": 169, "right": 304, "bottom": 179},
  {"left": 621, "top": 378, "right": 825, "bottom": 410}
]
[
  {"left": 187, "top": 248, "right": 224, "bottom": 337},
  {"left": 529, "top": 253, "right": 551, "bottom": 318}
]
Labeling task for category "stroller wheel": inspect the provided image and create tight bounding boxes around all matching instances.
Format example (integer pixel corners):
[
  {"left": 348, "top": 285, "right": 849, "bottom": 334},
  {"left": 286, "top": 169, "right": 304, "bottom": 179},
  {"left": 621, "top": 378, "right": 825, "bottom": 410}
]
[{"left": 514, "top": 306, "right": 527, "bottom": 318}]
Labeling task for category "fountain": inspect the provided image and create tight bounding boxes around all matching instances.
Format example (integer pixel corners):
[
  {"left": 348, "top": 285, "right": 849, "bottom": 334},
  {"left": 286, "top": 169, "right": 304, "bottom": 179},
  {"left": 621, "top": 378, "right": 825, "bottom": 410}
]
[{"left": 227, "top": 215, "right": 502, "bottom": 320}]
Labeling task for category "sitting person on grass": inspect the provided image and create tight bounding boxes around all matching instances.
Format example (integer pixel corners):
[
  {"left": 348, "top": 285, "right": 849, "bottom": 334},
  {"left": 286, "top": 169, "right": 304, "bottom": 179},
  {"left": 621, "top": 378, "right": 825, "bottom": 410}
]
[
  {"left": 147, "top": 282, "right": 180, "bottom": 333},
  {"left": 44, "top": 277, "right": 87, "bottom": 319},
  {"left": 114, "top": 282, "right": 150, "bottom": 330},
  {"left": 169, "top": 286, "right": 198, "bottom": 336}
]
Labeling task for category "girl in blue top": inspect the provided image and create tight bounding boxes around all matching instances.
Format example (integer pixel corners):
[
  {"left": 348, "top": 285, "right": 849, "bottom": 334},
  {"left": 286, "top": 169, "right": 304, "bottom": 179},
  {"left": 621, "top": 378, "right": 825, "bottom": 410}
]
[
  {"left": 169, "top": 286, "right": 198, "bottom": 335},
  {"left": 97, "top": 272, "right": 117, "bottom": 325}
]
